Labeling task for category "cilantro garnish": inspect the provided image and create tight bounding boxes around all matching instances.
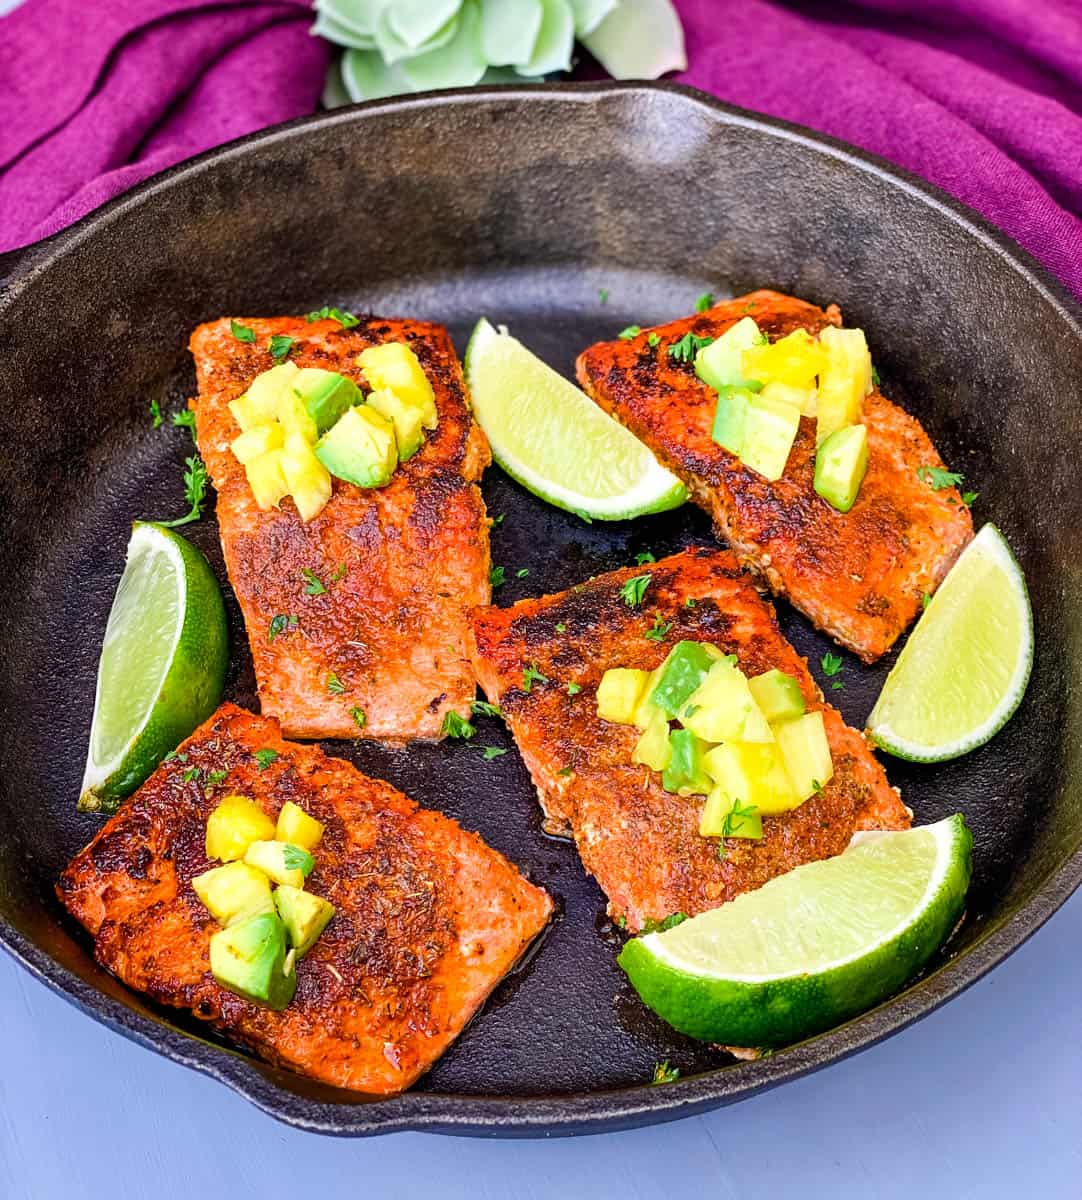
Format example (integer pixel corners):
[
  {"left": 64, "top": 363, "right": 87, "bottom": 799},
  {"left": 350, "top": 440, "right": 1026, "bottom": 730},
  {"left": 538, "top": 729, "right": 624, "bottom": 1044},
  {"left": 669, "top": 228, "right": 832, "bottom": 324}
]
[
  {"left": 685, "top": 597, "right": 697, "bottom": 609},
  {"left": 269, "top": 334, "right": 294, "bottom": 361},
  {"left": 149, "top": 398, "right": 163, "bottom": 428},
  {"left": 182, "top": 766, "right": 201, "bottom": 783},
  {"left": 171, "top": 409, "right": 197, "bottom": 444},
  {"left": 522, "top": 663, "right": 548, "bottom": 692},
  {"left": 230, "top": 320, "right": 255, "bottom": 343},
  {"left": 634, "top": 551, "right": 656, "bottom": 565},
  {"left": 598, "top": 288, "right": 609, "bottom": 305},
  {"left": 961, "top": 491, "right": 978, "bottom": 507},
  {"left": 644, "top": 615, "right": 673, "bottom": 642},
  {"left": 489, "top": 565, "right": 506, "bottom": 588},
  {"left": 695, "top": 292, "right": 714, "bottom": 313},
  {"left": 301, "top": 568, "right": 327, "bottom": 596},
  {"left": 567, "top": 682, "right": 582, "bottom": 696},
  {"left": 652, "top": 1061, "right": 681, "bottom": 1085},
  {"left": 619, "top": 574, "right": 651, "bottom": 608},
  {"left": 618, "top": 325, "right": 641, "bottom": 340},
  {"left": 441, "top": 710, "right": 475, "bottom": 739},
  {"left": 350, "top": 707, "right": 367, "bottom": 729},
  {"left": 282, "top": 844, "right": 315, "bottom": 876},
  {"left": 471, "top": 700, "right": 503, "bottom": 719},
  {"left": 254, "top": 748, "right": 279, "bottom": 771},
  {"left": 642, "top": 912, "right": 688, "bottom": 934},
  {"left": 557, "top": 765, "right": 574, "bottom": 776},
  {"left": 326, "top": 672, "right": 346, "bottom": 695},
  {"left": 820, "top": 652, "right": 843, "bottom": 677},
  {"left": 481, "top": 746, "right": 507, "bottom": 761},
  {"left": 668, "top": 332, "right": 714, "bottom": 363},
  {"left": 647, "top": 332, "right": 661, "bottom": 348},
  {"left": 491, "top": 513, "right": 505, "bottom": 526},
  {"left": 305, "top": 305, "right": 360, "bottom": 328},
  {"left": 516, "top": 568, "right": 530, "bottom": 578},
  {"left": 871, "top": 365, "right": 881, "bottom": 388},
  {"left": 555, "top": 621, "right": 567, "bottom": 633},
  {"left": 721, "top": 798, "right": 759, "bottom": 837},
  {"left": 267, "top": 613, "right": 298, "bottom": 642},
  {"left": 160, "top": 455, "right": 209, "bottom": 527},
  {"left": 917, "top": 465, "right": 964, "bottom": 490}
]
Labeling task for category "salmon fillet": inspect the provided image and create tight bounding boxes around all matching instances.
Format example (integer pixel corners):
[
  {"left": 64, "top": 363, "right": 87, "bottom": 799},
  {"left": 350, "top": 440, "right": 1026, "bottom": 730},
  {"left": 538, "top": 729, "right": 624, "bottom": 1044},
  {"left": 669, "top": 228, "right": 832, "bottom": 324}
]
[
  {"left": 469, "top": 548, "right": 909, "bottom": 933},
  {"left": 190, "top": 315, "right": 491, "bottom": 740},
  {"left": 57, "top": 703, "right": 552, "bottom": 1095},
  {"left": 575, "top": 290, "right": 973, "bottom": 663}
]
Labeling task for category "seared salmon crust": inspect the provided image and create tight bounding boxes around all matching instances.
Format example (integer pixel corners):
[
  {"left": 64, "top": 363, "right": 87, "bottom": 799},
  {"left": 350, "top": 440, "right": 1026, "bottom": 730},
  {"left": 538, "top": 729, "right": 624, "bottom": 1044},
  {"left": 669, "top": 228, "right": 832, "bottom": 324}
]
[
  {"left": 576, "top": 291, "right": 973, "bottom": 663},
  {"left": 469, "top": 548, "right": 909, "bottom": 933},
  {"left": 189, "top": 315, "right": 491, "bottom": 741},
  {"left": 58, "top": 704, "right": 552, "bottom": 1095}
]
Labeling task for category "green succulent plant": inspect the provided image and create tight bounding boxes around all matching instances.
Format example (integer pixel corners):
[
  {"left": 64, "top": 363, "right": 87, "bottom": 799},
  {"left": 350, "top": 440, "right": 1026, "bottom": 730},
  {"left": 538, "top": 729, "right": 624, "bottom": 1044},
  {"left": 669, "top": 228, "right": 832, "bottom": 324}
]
[{"left": 315, "top": 0, "right": 687, "bottom": 106}]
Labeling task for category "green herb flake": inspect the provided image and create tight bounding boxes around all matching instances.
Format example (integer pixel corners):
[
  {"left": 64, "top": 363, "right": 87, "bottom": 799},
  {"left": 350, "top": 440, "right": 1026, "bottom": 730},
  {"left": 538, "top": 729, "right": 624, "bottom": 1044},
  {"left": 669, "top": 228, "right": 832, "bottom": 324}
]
[
  {"left": 305, "top": 305, "right": 360, "bottom": 328},
  {"left": 917, "top": 465, "right": 964, "bottom": 491},
  {"left": 149, "top": 398, "right": 163, "bottom": 428},
  {"left": 491, "top": 513, "right": 505, "bottom": 526},
  {"left": 831, "top": 680, "right": 844, "bottom": 691},
  {"left": 618, "top": 325, "right": 641, "bottom": 340},
  {"left": 812, "top": 779, "right": 824, "bottom": 794},
  {"left": 871, "top": 365, "right": 881, "bottom": 388},
  {"left": 300, "top": 567, "right": 328, "bottom": 596},
  {"left": 330, "top": 563, "right": 347, "bottom": 582},
  {"left": 489, "top": 565, "right": 506, "bottom": 588},
  {"left": 668, "top": 331, "right": 714, "bottom": 363},
  {"left": 282, "top": 844, "right": 315, "bottom": 876},
  {"left": 820, "top": 652, "right": 843, "bottom": 677},
  {"left": 644, "top": 615, "right": 673, "bottom": 642},
  {"left": 695, "top": 291, "right": 715, "bottom": 313},
  {"left": 643, "top": 912, "right": 688, "bottom": 934},
  {"left": 598, "top": 288, "right": 609, "bottom": 305},
  {"left": 652, "top": 1061, "right": 681, "bottom": 1086},
  {"left": 471, "top": 700, "right": 503, "bottom": 719},
  {"left": 171, "top": 409, "right": 197, "bottom": 444},
  {"left": 441, "top": 710, "right": 475, "bottom": 739},
  {"left": 557, "top": 765, "right": 574, "bottom": 777},
  {"left": 921, "top": 592, "right": 932, "bottom": 610},
  {"left": 961, "top": 491, "right": 978, "bottom": 507},
  {"left": 555, "top": 622, "right": 567, "bottom": 633},
  {"left": 567, "top": 682, "right": 582, "bottom": 695},
  {"left": 182, "top": 767, "right": 202, "bottom": 783},
  {"left": 254, "top": 748, "right": 279, "bottom": 771},
  {"left": 634, "top": 551, "right": 656, "bottom": 565},
  {"left": 204, "top": 768, "right": 227, "bottom": 788},
  {"left": 523, "top": 663, "right": 548, "bottom": 693},
  {"left": 230, "top": 320, "right": 256, "bottom": 343},
  {"left": 481, "top": 746, "right": 507, "bottom": 761},
  {"left": 326, "top": 672, "right": 346, "bottom": 695},
  {"left": 721, "top": 798, "right": 759, "bottom": 838},
  {"left": 350, "top": 707, "right": 367, "bottom": 729},
  {"left": 267, "top": 613, "right": 299, "bottom": 642},
  {"left": 685, "top": 597, "right": 697, "bottom": 609},
  {"left": 647, "top": 333, "right": 661, "bottom": 348},
  {"left": 516, "top": 568, "right": 530, "bottom": 578},
  {"left": 268, "top": 334, "right": 294, "bottom": 361},
  {"left": 160, "top": 455, "right": 209, "bottom": 528},
  {"left": 619, "top": 574, "right": 651, "bottom": 608}
]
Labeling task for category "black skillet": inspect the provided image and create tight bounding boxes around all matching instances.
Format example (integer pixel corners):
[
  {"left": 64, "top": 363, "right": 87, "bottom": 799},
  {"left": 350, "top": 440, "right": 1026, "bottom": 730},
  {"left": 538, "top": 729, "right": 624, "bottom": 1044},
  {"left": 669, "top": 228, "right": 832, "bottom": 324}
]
[{"left": 1, "top": 83, "right": 1080, "bottom": 1137}]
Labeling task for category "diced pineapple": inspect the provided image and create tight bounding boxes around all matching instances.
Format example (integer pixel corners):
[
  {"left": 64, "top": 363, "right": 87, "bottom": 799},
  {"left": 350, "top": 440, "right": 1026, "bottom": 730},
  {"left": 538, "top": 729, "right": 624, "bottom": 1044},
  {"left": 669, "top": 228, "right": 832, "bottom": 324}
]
[
  {"left": 680, "top": 657, "right": 773, "bottom": 743},
  {"left": 231, "top": 423, "right": 284, "bottom": 465},
  {"left": 632, "top": 708, "right": 672, "bottom": 772},
  {"left": 275, "top": 389, "right": 319, "bottom": 444},
  {"left": 759, "top": 380, "right": 817, "bottom": 416},
  {"left": 596, "top": 668, "right": 650, "bottom": 725},
  {"left": 206, "top": 795, "right": 276, "bottom": 862},
  {"left": 244, "top": 449, "right": 290, "bottom": 510},
  {"left": 244, "top": 839, "right": 311, "bottom": 888},
  {"left": 229, "top": 362, "right": 300, "bottom": 430},
  {"left": 741, "top": 328, "right": 827, "bottom": 389},
  {"left": 192, "top": 861, "right": 274, "bottom": 926},
  {"left": 280, "top": 431, "right": 333, "bottom": 522},
  {"left": 275, "top": 801, "right": 324, "bottom": 852},
  {"left": 774, "top": 710, "right": 834, "bottom": 801},
  {"left": 699, "top": 787, "right": 764, "bottom": 839},
  {"left": 703, "top": 741, "right": 801, "bottom": 815},
  {"left": 747, "top": 668, "right": 807, "bottom": 724},
  {"left": 366, "top": 387, "right": 426, "bottom": 461},
  {"left": 816, "top": 327, "right": 872, "bottom": 444},
  {"left": 357, "top": 342, "right": 438, "bottom": 429},
  {"left": 632, "top": 665, "right": 666, "bottom": 729}
]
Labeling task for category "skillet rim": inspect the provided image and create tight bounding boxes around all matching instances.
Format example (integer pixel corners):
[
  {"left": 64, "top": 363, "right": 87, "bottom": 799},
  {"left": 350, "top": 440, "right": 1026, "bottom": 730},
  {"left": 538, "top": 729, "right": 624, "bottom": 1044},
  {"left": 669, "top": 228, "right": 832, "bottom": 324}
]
[{"left": 1, "top": 80, "right": 1080, "bottom": 1138}]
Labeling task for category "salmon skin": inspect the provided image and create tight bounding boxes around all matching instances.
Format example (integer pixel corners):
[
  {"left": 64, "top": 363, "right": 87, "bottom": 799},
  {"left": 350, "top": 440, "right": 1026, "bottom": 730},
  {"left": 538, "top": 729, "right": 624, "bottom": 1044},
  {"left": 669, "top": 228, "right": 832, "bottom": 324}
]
[
  {"left": 469, "top": 548, "right": 910, "bottom": 933},
  {"left": 57, "top": 704, "right": 552, "bottom": 1095},
  {"left": 189, "top": 314, "right": 491, "bottom": 741},
  {"left": 576, "top": 291, "right": 973, "bottom": 663}
]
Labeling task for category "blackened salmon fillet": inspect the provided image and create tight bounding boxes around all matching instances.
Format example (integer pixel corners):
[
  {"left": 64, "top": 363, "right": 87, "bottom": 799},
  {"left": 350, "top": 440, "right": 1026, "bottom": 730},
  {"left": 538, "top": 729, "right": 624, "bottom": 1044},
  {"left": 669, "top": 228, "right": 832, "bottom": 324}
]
[
  {"left": 58, "top": 704, "right": 552, "bottom": 1095},
  {"left": 469, "top": 548, "right": 909, "bottom": 933},
  {"left": 576, "top": 291, "right": 973, "bottom": 663},
  {"left": 189, "top": 314, "right": 491, "bottom": 741}
]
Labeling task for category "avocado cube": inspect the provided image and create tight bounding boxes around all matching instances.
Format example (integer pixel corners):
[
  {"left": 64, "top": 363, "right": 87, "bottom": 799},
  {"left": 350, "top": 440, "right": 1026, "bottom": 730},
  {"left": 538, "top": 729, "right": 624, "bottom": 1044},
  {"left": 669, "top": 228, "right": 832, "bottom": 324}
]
[
  {"left": 357, "top": 342, "right": 438, "bottom": 430},
  {"left": 231, "top": 423, "right": 284, "bottom": 465},
  {"left": 274, "top": 885, "right": 335, "bottom": 956},
  {"left": 209, "top": 911, "right": 296, "bottom": 1010},
  {"left": 244, "top": 448, "right": 290, "bottom": 511},
  {"left": 229, "top": 362, "right": 299, "bottom": 430},
  {"left": 703, "top": 741, "right": 800, "bottom": 815},
  {"left": 814, "top": 423, "right": 869, "bottom": 513},
  {"left": 740, "top": 328, "right": 827, "bottom": 390},
  {"left": 243, "top": 840, "right": 313, "bottom": 888},
  {"left": 314, "top": 405, "right": 397, "bottom": 489},
  {"left": 292, "top": 368, "right": 363, "bottom": 435},
  {"left": 774, "top": 711, "right": 834, "bottom": 801},
  {"left": 275, "top": 801, "right": 324, "bottom": 852},
  {"left": 711, "top": 386, "right": 753, "bottom": 456},
  {"left": 366, "top": 387, "right": 426, "bottom": 461},
  {"left": 191, "top": 861, "right": 274, "bottom": 926},
  {"left": 596, "top": 668, "right": 651, "bottom": 725},
  {"left": 631, "top": 708, "right": 672, "bottom": 772},
  {"left": 648, "top": 641, "right": 717, "bottom": 717},
  {"left": 280, "top": 431, "right": 333, "bottom": 521},
  {"left": 699, "top": 786, "right": 764, "bottom": 839},
  {"left": 739, "top": 392, "right": 801, "bottom": 481},
  {"left": 681, "top": 657, "right": 773, "bottom": 743},
  {"left": 662, "top": 728, "right": 712, "bottom": 796},
  {"left": 816, "top": 327, "right": 872, "bottom": 444},
  {"left": 205, "top": 795, "right": 276, "bottom": 863},
  {"left": 694, "top": 317, "right": 762, "bottom": 391},
  {"left": 747, "top": 668, "right": 807, "bottom": 724}
]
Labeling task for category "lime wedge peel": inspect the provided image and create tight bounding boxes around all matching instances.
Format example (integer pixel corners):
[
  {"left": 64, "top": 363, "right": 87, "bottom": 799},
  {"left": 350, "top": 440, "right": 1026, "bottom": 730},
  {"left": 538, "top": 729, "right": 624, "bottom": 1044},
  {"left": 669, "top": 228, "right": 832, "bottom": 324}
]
[
  {"left": 867, "top": 524, "right": 1033, "bottom": 763},
  {"left": 464, "top": 318, "right": 688, "bottom": 521},
  {"left": 618, "top": 815, "right": 972, "bottom": 1048},
  {"left": 80, "top": 522, "right": 228, "bottom": 813}
]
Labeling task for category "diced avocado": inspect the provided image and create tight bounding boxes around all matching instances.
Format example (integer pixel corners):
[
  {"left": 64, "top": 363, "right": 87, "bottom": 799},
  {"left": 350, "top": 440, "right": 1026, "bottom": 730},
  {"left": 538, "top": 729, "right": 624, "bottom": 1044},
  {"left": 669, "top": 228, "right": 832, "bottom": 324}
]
[
  {"left": 244, "top": 448, "right": 290, "bottom": 511},
  {"left": 662, "top": 728, "right": 712, "bottom": 796},
  {"left": 231, "top": 423, "right": 284, "bottom": 465},
  {"left": 366, "top": 387, "right": 426, "bottom": 461},
  {"left": 694, "top": 317, "right": 763, "bottom": 391},
  {"left": 740, "top": 328, "right": 827, "bottom": 390},
  {"left": 699, "top": 787, "right": 764, "bottom": 839},
  {"left": 632, "top": 708, "right": 672, "bottom": 772},
  {"left": 357, "top": 342, "right": 438, "bottom": 430},
  {"left": 711, "top": 386, "right": 754, "bottom": 456},
  {"left": 275, "top": 801, "right": 324, "bottom": 852},
  {"left": 648, "top": 641, "right": 717, "bottom": 717},
  {"left": 739, "top": 392, "right": 801, "bottom": 481},
  {"left": 596, "top": 668, "right": 650, "bottom": 725},
  {"left": 274, "top": 885, "right": 335, "bottom": 956},
  {"left": 292, "top": 368, "right": 363, "bottom": 435},
  {"left": 280, "top": 430, "right": 333, "bottom": 521},
  {"left": 229, "top": 363, "right": 299, "bottom": 430},
  {"left": 816, "top": 327, "right": 872, "bottom": 444},
  {"left": 192, "top": 861, "right": 274, "bottom": 926},
  {"left": 759, "top": 379, "right": 817, "bottom": 416},
  {"left": 275, "top": 389, "right": 318, "bottom": 444},
  {"left": 703, "top": 741, "right": 801, "bottom": 815},
  {"left": 209, "top": 911, "right": 296, "bottom": 1010},
  {"left": 314, "top": 405, "right": 397, "bottom": 489},
  {"left": 774, "top": 711, "right": 834, "bottom": 801},
  {"left": 747, "top": 668, "right": 807, "bottom": 724},
  {"left": 814, "top": 423, "right": 869, "bottom": 513},
  {"left": 243, "top": 839, "right": 313, "bottom": 888},
  {"left": 205, "top": 795, "right": 276, "bottom": 863},
  {"left": 680, "top": 657, "right": 773, "bottom": 743}
]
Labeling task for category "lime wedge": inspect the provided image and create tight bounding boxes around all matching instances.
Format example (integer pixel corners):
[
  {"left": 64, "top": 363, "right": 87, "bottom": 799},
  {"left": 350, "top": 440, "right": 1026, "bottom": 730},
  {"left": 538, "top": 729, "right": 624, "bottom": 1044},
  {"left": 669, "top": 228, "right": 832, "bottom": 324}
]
[
  {"left": 464, "top": 318, "right": 687, "bottom": 520},
  {"left": 867, "top": 524, "right": 1033, "bottom": 762},
  {"left": 619, "top": 816, "right": 972, "bottom": 1047},
  {"left": 79, "top": 523, "right": 228, "bottom": 814}
]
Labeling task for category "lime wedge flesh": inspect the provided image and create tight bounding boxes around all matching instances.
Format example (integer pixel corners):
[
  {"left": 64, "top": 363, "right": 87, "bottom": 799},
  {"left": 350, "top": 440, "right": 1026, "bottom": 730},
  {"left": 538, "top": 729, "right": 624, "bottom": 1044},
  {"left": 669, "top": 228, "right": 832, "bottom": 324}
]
[
  {"left": 464, "top": 318, "right": 687, "bottom": 520},
  {"left": 619, "top": 815, "right": 972, "bottom": 1047},
  {"left": 867, "top": 524, "right": 1033, "bottom": 762},
  {"left": 80, "top": 523, "right": 228, "bottom": 813}
]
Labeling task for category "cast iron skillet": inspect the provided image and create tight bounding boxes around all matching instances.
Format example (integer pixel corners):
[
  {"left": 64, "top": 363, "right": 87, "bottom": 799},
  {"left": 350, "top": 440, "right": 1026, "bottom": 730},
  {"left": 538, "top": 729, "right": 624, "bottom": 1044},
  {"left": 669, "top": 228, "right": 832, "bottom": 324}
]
[{"left": 0, "top": 83, "right": 1080, "bottom": 1138}]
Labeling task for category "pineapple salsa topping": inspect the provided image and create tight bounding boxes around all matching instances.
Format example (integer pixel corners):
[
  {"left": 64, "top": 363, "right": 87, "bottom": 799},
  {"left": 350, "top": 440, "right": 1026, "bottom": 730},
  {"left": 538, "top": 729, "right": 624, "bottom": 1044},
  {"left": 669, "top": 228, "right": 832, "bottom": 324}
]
[
  {"left": 193, "top": 794, "right": 335, "bottom": 1009},
  {"left": 691, "top": 317, "right": 873, "bottom": 512},
  {"left": 229, "top": 341, "right": 439, "bottom": 522},
  {"left": 596, "top": 641, "right": 833, "bottom": 849}
]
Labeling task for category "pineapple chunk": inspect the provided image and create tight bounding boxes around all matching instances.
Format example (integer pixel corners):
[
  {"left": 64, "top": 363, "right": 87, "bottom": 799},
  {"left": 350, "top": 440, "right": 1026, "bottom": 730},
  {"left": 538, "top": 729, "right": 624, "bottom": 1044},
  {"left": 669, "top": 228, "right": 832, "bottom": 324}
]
[
  {"left": 244, "top": 448, "right": 289, "bottom": 510},
  {"left": 632, "top": 709, "right": 672, "bottom": 772},
  {"left": 774, "top": 711, "right": 834, "bottom": 801},
  {"left": 275, "top": 390, "right": 318, "bottom": 444},
  {"left": 192, "top": 861, "right": 274, "bottom": 926},
  {"left": 231, "top": 423, "right": 284, "bottom": 465},
  {"left": 206, "top": 795, "right": 276, "bottom": 862},
  {"left": 680, "top": 657, "right": 773, "bottom": 743},
  {"left": 741, "top": 328, "right": 827, "bottom": 389},
  {"left": 366, "top": 388, "right": 426, "bottom": 461},
  {"left": 229, "top": 362, "right": 299, "bottom": 430},
  {"left": 703, "top": 741, "right": 801, "bottom": 815},
  {"left": 699, "top": 787, "right": 764, "bottom": 839},
  {"left": 357, "top": 342, "right": 438, "bottom": 429},
  {"left": 596, "top": 668, "right": 650, "bottom": 725},
  {"left": 275, "top": 801, "right": 324, "bottom": 852},
  {"left": 759, "top": 380, "right": 817, "bottom": 416},
  {"left": 280, "top": 431, "right": 333, "bottom": 522},
  {"left": 816, "top": 327, "right": 872, "bottom": 444},
  {"left": 244, "top": 839, "right": 312, "bottom": 888}
]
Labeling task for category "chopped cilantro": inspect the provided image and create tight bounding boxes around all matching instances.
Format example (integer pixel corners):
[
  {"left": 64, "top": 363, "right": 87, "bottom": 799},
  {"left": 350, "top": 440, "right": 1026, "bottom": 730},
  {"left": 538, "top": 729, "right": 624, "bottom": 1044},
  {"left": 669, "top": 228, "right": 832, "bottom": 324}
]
[
  {"left": 668, "top": 331, "right": 714, "bottom": 363},
  {"left": 350, "top": 706, "right": 367, "bottom": 729},
  {"left": 555, "top": 622, "right": 567, "bottom": 633},
  {"left": 471, "top": 700, "right": 503, "bottom": 719},
  {"left": 644, "top": 615, "right": 673, "bottom": 642},
  {"left": 182, "top": 767, "right": 201, "bottom": 783},
  {"left": 267, "top": 613, "right": 298, "bottom": 642},
  {"left": 685, "top": 597, "right": 697, "bottom": 608},
  {"left": 647, "top": 332, "right": 661, "bottom": 348},
  {"left": 282, "top": 844, "right": 315, "bottom": 876},
  {"left": 254, "top": 749, "right": 279, "bottom": 771},
  {"left": 230, "top": 320, "right": 255, "bottom": 343},
  {"left": 961, "top": 491, "right": 978, "bottom": 507},
  {"left": 149, "top": 398, "right": 163, "bottom": 428},
  {"left": 489, "top": 565, "right": 506, "bottom": 588},
  {"left": 301, "top": 567, "right": 327, "bottom": 596},
  {"left": 160, "top": 455, "right": 209, "bottom": 528},
  {"left": 695, "top": 291, "right": 715, "bottom": 312},
  {"left": 634, "top": 551, "right": 656, "bottom": 565},
  {"left": 567, "top": 682, "right": 582, "bottom": 695},
  {"left": 481, "top": 746, "right": 507, "bottom": 761},
  {"left": 652, "top": 1061, "right": 681, "bottom": 1085},
  {"left": 812, "top": 779, "right": 824, "bottom": 794},
  {"left": 921, "top": 592, "right": 932, "bottom": 610},
  {"left": 326, "top": 672, "right": 346, "bottom": 695},
  {"left": 557, "top": 765, "right": 574, "bottom": 776},
  {"left": 721, "top": 798, "right": 759, "bottom": 837},
  {"left": 171, "top": 409, "right": 197, "bottom": 444},
  {"left": 516, "top": 568, "right": 530, "bottom": 578},
  {"left": 491, "top": 513, "right": 505, "bottom": 526},
  {"left": 305, "top": 305, "right": 360, "bottom": 328},
  {"left": 642, "top": 912, "right": 688, "bottom": 934},
  {"left": 831, "top": 680, "right": 844, "bottom": 691},
  {"left": 330, "top": 563, "right": 347, "bottom": 582},
  {"left": 618, "top": 325, "right": 641, "bottom": 340},
  {"left": 619, "top": 574, "right": 651, "bottom": 608},
  {"left": 598, "top": 288, "right": 609, "bottom": 305},
  {"left": 742, "top": 300, "right": 756, "bottom": 313},
  {"left": 871, "top": 365, "right": 881, "bottom": 387},
  {"left": 917, "top": 465, "right": 964, "bottom": 490},
  {"left": 522, "top": 663, "right": 548, "bottom": 692},
  {"left": 204, "top": 768, "right": 227, "bottom": 788},
  {"left": 820, "top": 652, "right": 843, "bottom": 677},
  {"left": 441, "top": 710, "right": 475, "bottom": 739}
]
